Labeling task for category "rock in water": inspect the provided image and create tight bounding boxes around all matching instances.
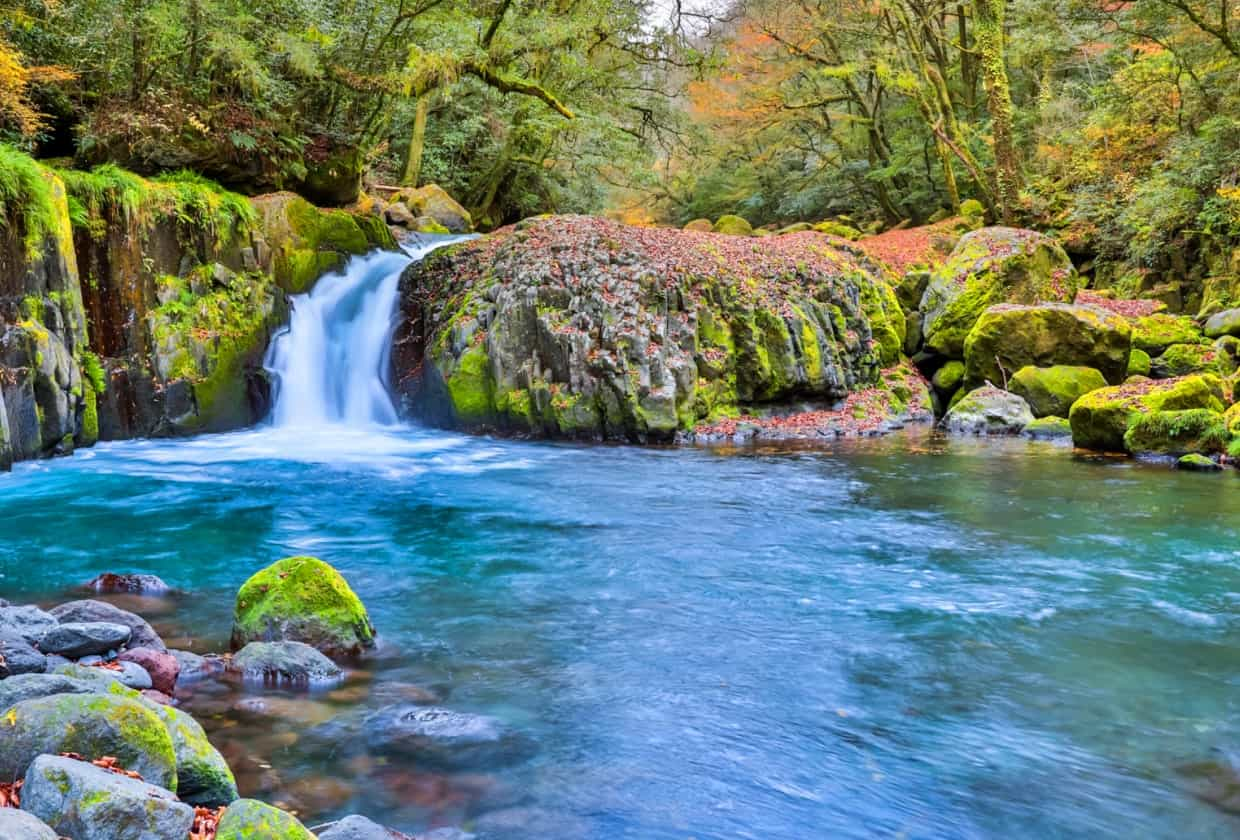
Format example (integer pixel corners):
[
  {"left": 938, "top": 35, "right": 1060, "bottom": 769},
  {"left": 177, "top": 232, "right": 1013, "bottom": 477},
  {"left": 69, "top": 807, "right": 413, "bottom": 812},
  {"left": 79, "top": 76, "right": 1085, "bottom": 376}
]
[
  {"left": 0, "top": 693, "right": 178, "bottom": 789},
  {"left": 942, "top": 386, "right": 1034, "bottom": 435},
  {"left": 0, "top": 807, "right": 58, "bottom": 839},
  {"left": 118, "top": 647, "right": 180, "bottom": 694},
  {"left": 231, "top": 556, "right": 375, "bottom": 657},
  {"left": 1178, "top": 453, "right": 1223, "bottom": 472},
  {"left": 215, "top": 799, "right": 317, "bottom": 840},
  {"left": 21, "top": 754, "right": 193, "bottom": 840},
  {"left": 49, "top": 600, "right": 165, "bottom": 651},
  {"left": 1069, "top": 375, "right": 1227, "bottom": 452},
  {"left": 316, "top": 814, "right": 414, "bottom": 839},
  {"left": 1008, "top": 365, "right": 1107, "bottom": 418},
  {"left": 1124, "top": 410, "right": 1230, "bottom": 456},
  {"left": 920, "top": 227, "right": 1078, "bottom": 359},
  {"left": 365, "top": 706, "right": 529, "bottom": 769},
  {"left": 230, "top": 641, "right": 344, "bottom": 686},
  {"left": 1022, "top": 416, "right": 1073, "bottom": 440},
  {"left": 395, "top": 215, "right": 908, "bottom": 442},
  {"left": 83, "top": 573, "right": 172, "bottom": 594},
  {"left": 40, "top": 621, "right": 132, "bottom": 657},
  {"left": 147, "top": 702, "right": 238, "bottom": 806}
]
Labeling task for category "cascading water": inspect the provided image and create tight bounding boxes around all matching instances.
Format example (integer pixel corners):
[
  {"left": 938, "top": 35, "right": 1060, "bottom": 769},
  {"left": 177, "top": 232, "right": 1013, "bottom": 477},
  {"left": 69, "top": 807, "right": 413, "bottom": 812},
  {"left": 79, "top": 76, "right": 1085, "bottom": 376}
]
[{"left": 265, "top": 236, "right": 468, "bottom": 428}]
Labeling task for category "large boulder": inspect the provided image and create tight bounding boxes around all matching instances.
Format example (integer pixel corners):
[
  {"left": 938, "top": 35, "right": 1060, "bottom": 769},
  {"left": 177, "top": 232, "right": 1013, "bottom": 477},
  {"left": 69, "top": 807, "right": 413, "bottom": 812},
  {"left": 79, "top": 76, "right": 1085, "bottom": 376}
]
[
  {"left": 1205, "top": 308, "right": 1240, "bottom": 339},
  {"left": 0, "top": 808, "right": 57, "bottom": 839},
  {"left": 231, "top": 556, "right": 375, "bottom": 657},
  {"left": 1008, "top": 365, "right": 1107, "bottom": 418},
  {"left": 386, "top": 185, "right": 472, "bottom": 234},
  {"left": 49, "top": 600, "right": 165, "bottom": 651},
  {"left": 215, "top": 799, "right": 316, "bottom": 840},
  {"left": 21, "top": 754, "right": 193, "bottom": 840},
  {"left": 941, "top": 386, "right": 1034, "bottom": 435},
  {"left": 395, "top": 215, "right": 908, "bottom": 442},
  {"left": 0, "top": 693, "right": 178, "bottom": 790},
  {"left": 0, "top": 673, "right": 98, "bottom": 710},
  {"left": 1068, "top": 374, "right": 1227, "bottom": 452},
  {"left": 963, "top": 303, "right": 1131, "bottom": 389},
  {"left": 147, "top": 702, "right": 237, "bottom": 806},
  {"left": 1123, "top": 409, "right": 1230, "bottom": 456},
  {"left": 1133, "top": 313, "right": 1204, "bottom": 354},
  {"left": 230, "top": 641, "right": 344, "bottom": 686},
  {"left": 920, "top": 227, "right": 1078, "bottom": 359},
  {"left": 1150, "top": 343, "right": 1222, "bottom": 378},
  {"left": 713, "top": 214, "right": 753, "bottom": 235}
]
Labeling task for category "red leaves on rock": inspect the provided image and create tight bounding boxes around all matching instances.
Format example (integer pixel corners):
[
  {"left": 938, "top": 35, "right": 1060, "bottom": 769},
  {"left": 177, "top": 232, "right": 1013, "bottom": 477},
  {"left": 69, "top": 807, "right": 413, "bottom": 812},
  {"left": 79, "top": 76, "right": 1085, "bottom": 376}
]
[
  {"left": 190, "top": 805, "right": 226, "bottom": 840},
  {"left": 856, "top": 218, "right": 964, "bottom": 274},
  {"left": 0, "top": 779, "right": 21, "bottom": 808},
  {"left": 1075, "top": 290, "right": 1164, "bottom": 318},
  {"left": 59, "top": 753, "right": 144, "bottom": 780}
]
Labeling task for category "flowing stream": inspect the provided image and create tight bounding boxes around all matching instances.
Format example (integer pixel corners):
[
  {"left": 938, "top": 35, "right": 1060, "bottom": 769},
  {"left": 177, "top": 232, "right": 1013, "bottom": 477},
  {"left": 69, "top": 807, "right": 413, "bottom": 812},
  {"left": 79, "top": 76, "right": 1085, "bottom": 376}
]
[{"left": 1, "top": 248, "right": 1238, "bottom": 838}]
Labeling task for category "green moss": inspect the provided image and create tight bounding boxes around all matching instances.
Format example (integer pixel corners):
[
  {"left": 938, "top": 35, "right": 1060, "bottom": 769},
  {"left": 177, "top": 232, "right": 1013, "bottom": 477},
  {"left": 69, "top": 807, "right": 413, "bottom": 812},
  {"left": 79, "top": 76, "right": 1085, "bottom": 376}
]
[
  {"left": 1069, "top": 374, "right": 1227, "bottom": 451},
  {"left": 813, "top": 220, "right": 863, "bottom": 240},
  {"left": 1023, "top": 415, "right": 1073, "bottom": 439},
  {"left": 1009, "top": 365, "right": 1107, "bottom": 418},
  {"left": 445, "top": 343, "right": 494, "bottom": 424},
  {"left": 1177, "top": 453, "right": 1222, "bottom": 471},
  {"left": 713, "top": 214, "right": 753, "bottom": 236},
  {"left": 1124, "top": 408, "right": 1230, "bottom": 455},
  {"left": 932, "top": 360, "right": 965, "bottom": 394},
  {"left": 79, "top": 350, "right": 107, "bottom": 394},
  {"left": 414, "top": 218, "right": 451, "bottom": 235},
  {"left": 1131, "top": 313, "right": 1204, "bottom": 354},
  {"left": 215, "top": 799, "right": 315, "bottom": 840},
  {"left": 1127, "top": 347, "right": 1151, "bottom": 377},
  {"left": 233, "top": 556, "right": 374, "bottom": 655},
  {"left": 0, "top": 143, "right": 59, "bottom": 258},
  {"left": 1151, "top": 343, "right": 1220, "bottom": 377}
]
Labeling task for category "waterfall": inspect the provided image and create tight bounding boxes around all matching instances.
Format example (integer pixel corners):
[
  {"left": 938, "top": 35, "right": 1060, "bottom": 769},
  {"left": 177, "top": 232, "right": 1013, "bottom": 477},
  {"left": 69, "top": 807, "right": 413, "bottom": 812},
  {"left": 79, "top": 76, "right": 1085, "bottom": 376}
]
[{"left": 265, "top": 236, "right": 468, "bottom": 429}]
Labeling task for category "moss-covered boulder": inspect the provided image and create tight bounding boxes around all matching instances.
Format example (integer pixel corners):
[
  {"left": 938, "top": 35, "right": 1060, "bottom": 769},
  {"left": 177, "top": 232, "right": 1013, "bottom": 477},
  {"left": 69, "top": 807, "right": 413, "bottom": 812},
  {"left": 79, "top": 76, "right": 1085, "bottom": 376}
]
[
  {"left": 1204, "top": 308, "right": 1240, "bottom": 339},
  {"left": 1123, "top": 409, "right": 1230, "bottom": 456},
  {"left": 0, "top": 693, "right": 178, "bottom": 789},
  {"left": 1177, "top": 453, "right": 1223, "bottom": 471},
  {"left": 1150, "top": 343, "right": 1222, "bottom": 378},
  {"left": 1068, "top": 374, "right": 1227, "bottom": 452},
  {"left": 963, "top": 303, "right": 1131, "bottom": 389},
  {"left": 920, "top": 227, "right": 1078, "bottom": 359},
  {"left": 215, "top": 799, "right": 316, "bottom": 840},
  {"left": 1128, "top": 347, "right": 1152, "bottom": 377},
  {"left": 231, "top": 556, "right": 375, "bottom": 658},
  {"left": 1022, "top": 415, "right": 1073, "bottom": 440},
  {"left": 683, "top": 218, "right": 713, "bottom": 232},
  {"left": 149, "top": 701, "right": 238, "bottom": 806},
  {"left": 942, "top": 385, "right": 1033, "bottom": 435},
  {"left": 713, "top": 214, "right": 753, "bottom": 236},
  {"left": 1131, "top": 313, "right": 1204, "bottom": 355},
  {"left": 1009, "top": 365, "right": 1107, "bottom": 418},
  {"left": 813, "top": 220, "right": 862, "bottom": 239},
  {"left": 387, "top": 185, "right": 472, "bottom": 234},
  {"left": 395, "top": 216, "right": 907, "bottom": 443}
]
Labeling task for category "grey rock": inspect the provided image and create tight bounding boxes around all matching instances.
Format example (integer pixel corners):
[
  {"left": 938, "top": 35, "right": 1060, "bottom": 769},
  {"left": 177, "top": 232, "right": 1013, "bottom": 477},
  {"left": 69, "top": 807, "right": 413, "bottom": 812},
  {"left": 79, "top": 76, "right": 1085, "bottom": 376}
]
[
  {"left": 0, "top": 673, "right": 99, "bottom": 711},
  {"left": 365, "top": 706, "right": 530, "bottom": 769},
  {"left": 215, "top": 799, "right": 316, "bottom": 839},
  {"left": 0, "top": 605, "right": 58, "bottom": 645},
  {"left": 170, "top": 649, "right": 226, "bottom": 685},
  {"left": 114, "top": 659, "right": 153, "bottom": 690},
  {"left": 40, "top": 621, "right": 132, "bottom": 657},
  {"left": 83, "top": 573, "right": 172, "bottom": 594},
  {"left": 49, "top": 600, "right": 165, "bottom": 651},
  {"left": 148, "top": 702, "right": 238, "bottom": 806},
  {"left": 0, "top": 693, "right": 177, "bottom": 788},
  {"left": 317, "top": 814, "right": 413, "bottom": 840},
  {"left": 1204, "top": 308, "right": 1240, "bottom": 339},
  {"left": 0, "top": 807, "right": 58, "bottom": 840},
  {"left": 943, "top": 386, "right": 1034, "bottom": 435},
  {"left": 0, "top": 626, "right": 47, "bottom": 677},
  {"left": 21, "top": 754, "right": 193, "bottom": 840},
  {"left": 230, "top": 641, "right": 343, "bottom": 687}
]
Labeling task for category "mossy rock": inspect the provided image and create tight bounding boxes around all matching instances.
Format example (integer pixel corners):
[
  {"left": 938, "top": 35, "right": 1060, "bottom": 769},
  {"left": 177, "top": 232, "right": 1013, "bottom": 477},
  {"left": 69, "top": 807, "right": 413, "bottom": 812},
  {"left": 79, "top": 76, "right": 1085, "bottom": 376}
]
[
  {"left": 920, "top": 227, "right": 1078, "bottom": 359},
  {"left": 712, "top": 215, "right": 753, "bottom": 236},
  {"left": 1223, "top": 402, "right": 1240, "bottom": 435},
  {"left": 1204, "top": 308, "right": 1240, "bottom": 339},
  {"left": 1009, "top": 365, "right": 1107, "bottom": 418},
  {"left": 1177, "top": 453, "right": 1223, "bottom": 471},
  {"left": 388, "top": 184, "right": 472, "bottom": 233},
  {"left": 215, "top": 799, "right": 315, "bottom": 840},
  {"left": 1127, "top": 347, "right": 1152, "bottom": 377},
  {"left": 149, "top": 701, "right": 237, "bottom": 806},
  {"left": 1123, "top": 409, "right": 1230, "bottom": 456},
  {"left": 942, "top": 385, "right": 1033, "bottom": 435},
  {"left": 931, "top": 360, "right": 965, "bottom": 396},
  {"left": 1068, "top": 374, "right": 1227, "bottom": 452},
  {"left": 683, "top": 219, "right": 713, "bottom": 232},
  {"left": 1131, "top": 313, "right": 1204, "bottom": 355},
  {"left": 813, "top": 220, "right": 862, "bottom": 240},
  {"left": 0, "top": 693, "right": 178, "bottom": 790},
  {"left": 776, "top": 222, "right": 813, "bottom": 235},
  {"left": 963, "top": 303, "right": 1131, "bottom": 389},
  {"left": 231, "top": 556, "right": 375, "bottom": 658},
  {"left": 1150, "top": 343, "right": 1222, "bottom": 378},
  {"left": 1022, "top": 415, "right": 1073, "bottom": 440}
]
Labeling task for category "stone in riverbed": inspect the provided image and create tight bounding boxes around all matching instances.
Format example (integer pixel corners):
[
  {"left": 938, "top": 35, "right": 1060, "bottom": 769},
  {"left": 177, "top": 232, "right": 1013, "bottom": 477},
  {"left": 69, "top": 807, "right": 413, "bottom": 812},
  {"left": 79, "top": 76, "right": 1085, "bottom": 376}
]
[
  {"left": 215, "top": 798, "right": 317, "bottom": 840},
  {"left": 942, "top": 386, "right": 1034, "bottom": 435},
  {"left": 0, "top": 674, "right": 98, "bottom": 710},
  {"left": 147, "top": 702, "right": 238, "bottom": 806},
  {"left": 1069, "top": 374, "right": 1227, "bottom": 452},
  {"left": 231, "top": 556, "right": 375, "bottom": 658},
  {"left": 316, "top": 814, "right": 414, "bottom": 839},
  {"left": 49, "top": 600, "right": 165, "bottom": 651},
  {"left": 1203, "top": 308, "right": 1240, "bottom": 339},
  {"left": 0, "top": 605, "right": 58, "bottom": 645},
  {"left": 83, "top": 572, "right": 172, "bottom": 594},
  {"left": 1008, "top": 365, "right": 1107, "bottom": 418},
  {"left": 170, "top": 649, "right": 227, "bottom": 686},
  {"left": 364, "top": 705, "right": 530, "bottom": 769},
  {"left": 40, "top": 621, "right": 131, "bottom": 657},
  {"left": 118, "top": 646, "right": 179, "bottom": 694},
  {"left": 230, "top": 640, "right": 344, "bottom": 687},
  {"left": 0, "top": 627, "right": 47, "bottom": 677},
  {"left": 1022, "top": 416, "right": 1073, "bottom": 440},
  {"left": 21, "top": 754, "right": 193, "bottom": 840},
  {"left": 1177, "top": 453, "right": 1223, "bottom": 472},
  {"left": 0, "top": 693, "right": 178, "bottom": 789},
  {"left": 1123, "top": 409, "right": 1230, "bottom": 456},
  {"left": 0, "top": 807, "right": 58, "bottom": 839}
]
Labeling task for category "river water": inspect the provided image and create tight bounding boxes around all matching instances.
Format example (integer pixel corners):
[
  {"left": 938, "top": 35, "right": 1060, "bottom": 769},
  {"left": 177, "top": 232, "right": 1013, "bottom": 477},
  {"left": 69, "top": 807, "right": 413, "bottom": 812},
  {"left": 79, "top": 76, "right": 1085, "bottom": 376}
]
[{"left": 0, "top": 246, "right": 1238, "bottom": 837}]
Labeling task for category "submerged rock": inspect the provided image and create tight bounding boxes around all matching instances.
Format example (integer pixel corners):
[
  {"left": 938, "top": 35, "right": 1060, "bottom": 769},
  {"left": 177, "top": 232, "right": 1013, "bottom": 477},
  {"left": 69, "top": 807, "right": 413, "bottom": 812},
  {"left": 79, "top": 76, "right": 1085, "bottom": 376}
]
[
  {"left": 231, "top": 555, "right": 375, "bottom": 657},
  {"left": 1022, "top": 416, "right": 1073, "bottom": 440},
  {"left": 230, "top": 641, "right": 344, "bottom": 686},
  {"left": 316, "top": 814, "right": 414, "bottom": 839},
  {"left": 22, "top": 754, "right": 193, "bottom": 840},
  {"left": 169, "top": 649, "right": 227, "bottom": 686},
  {"left": 215, "top": 798, "right": 317, "bottom": 840},
  {"left": 49, "top": 600, "right": 165, "bottom": 651},
  {"left": 364, "top": 706, "right": 530, "bottom": 769},
  {"left": 942, "top": 386, "right": 1034, "bottom": 435},
  {"left": 40, "top": 621, "right": 131, "bottom": 658}
]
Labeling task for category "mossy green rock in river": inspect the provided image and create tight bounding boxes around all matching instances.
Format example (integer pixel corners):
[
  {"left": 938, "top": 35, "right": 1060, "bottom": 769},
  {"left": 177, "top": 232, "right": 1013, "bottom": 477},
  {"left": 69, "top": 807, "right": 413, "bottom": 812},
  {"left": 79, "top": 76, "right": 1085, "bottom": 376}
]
[
  {"left": 1022, "top": 415, "right": 1073, "bottom": 440},
  {"left": 232, "top": 556, "right": 375, "bottom": 657},
  {"left": 963, "top": 303, "right": 1131, "bottom": 389},
  {"left": 1177, "top": 453, "right": 1223, "bottom": 471},
  {"left": 1123, "top": 409, "right": 1230, "bottom": 456},
  {"left": 1131, "top": 313, "right": 1205, "bottom": 354},
  {"left": 21, "top": 754, "right": 193, "bottom": 840},
  {"left": 215, "top": 798, "right": 316, "bottom": 840},
  {"left": 1068, "top": 374, "right": 1227, "bottom": 452},
  {"left": 1009, "top": 365, "right": 1107, "bottom": 418},
  {"left": 0, "top": 692, "right": 178, "bottom": 789},
  {"left": 1150, "top": 343, "right": 1222, "bottom": 378},
  {"left": 149, "top": 700, "right": 238, "bottom": 806},
  {"left": 920, "top": 227, "right": 1078, "bottom": 359},
  {"left": 395, "top": 216, "right": 906, "bottom": 443}
]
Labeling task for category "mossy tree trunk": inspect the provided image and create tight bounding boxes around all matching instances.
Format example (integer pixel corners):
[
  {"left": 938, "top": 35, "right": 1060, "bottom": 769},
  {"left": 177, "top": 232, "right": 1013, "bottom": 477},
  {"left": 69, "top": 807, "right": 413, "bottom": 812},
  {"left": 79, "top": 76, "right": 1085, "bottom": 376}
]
[
  {"left": 402, "top": 96, "right": 430, "bottom": 187},
  {"left": 973, "top": 0, "right": 1020, "bottom": 224}
]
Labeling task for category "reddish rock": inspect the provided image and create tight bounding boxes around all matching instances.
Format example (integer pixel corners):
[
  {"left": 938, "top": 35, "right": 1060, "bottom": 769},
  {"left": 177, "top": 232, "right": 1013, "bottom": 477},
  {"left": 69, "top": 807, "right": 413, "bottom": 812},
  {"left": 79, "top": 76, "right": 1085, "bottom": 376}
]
[
  {"left": 141, "top": 689, "right": 174, "bottom": 706},
  {"left": 84, "top": 573, "right": 172, "bottom": 594},
  {"left": 119, "top": 647, "right": 180, "bottom": 694}
]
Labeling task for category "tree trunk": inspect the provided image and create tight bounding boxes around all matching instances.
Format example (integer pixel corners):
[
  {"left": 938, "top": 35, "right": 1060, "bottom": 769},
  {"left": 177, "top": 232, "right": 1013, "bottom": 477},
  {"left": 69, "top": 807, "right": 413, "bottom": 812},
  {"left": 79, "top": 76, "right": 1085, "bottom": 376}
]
[
  {"left": 402, "top": 96, "right": 430, "bottom": 187},
  {"left": 973, "top": 0, "right": 1019, "bottom": 223}
]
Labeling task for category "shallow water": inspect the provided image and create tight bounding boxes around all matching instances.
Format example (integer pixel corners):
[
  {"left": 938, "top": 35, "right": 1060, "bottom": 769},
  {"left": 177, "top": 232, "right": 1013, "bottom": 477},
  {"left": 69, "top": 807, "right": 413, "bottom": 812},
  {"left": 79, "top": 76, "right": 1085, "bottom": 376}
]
[{"left": 2, "top": 427, "right": 1239, "bottom": 838}]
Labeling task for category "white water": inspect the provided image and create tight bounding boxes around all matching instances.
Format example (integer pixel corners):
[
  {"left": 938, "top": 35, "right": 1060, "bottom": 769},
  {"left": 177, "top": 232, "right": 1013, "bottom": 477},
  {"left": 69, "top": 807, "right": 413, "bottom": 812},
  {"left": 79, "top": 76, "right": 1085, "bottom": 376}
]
[{"left": 265, "top": 236, "right": 469, "bottom": 429}]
